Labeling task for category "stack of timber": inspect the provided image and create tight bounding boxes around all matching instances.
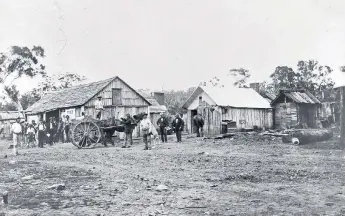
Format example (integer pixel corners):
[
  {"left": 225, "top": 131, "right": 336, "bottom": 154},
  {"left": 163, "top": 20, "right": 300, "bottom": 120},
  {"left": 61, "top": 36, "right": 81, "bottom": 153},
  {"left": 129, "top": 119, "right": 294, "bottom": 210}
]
[{"left": 281, "top": 129, "right": 333, "bottom": 144}]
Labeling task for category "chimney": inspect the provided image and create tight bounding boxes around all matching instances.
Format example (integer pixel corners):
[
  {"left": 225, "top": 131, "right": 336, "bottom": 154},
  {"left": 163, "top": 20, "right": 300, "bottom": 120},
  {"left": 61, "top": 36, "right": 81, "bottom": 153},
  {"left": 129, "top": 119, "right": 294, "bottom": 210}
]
[
  {"left": 250, "top": 82, "right": 260, "bottom": 93},
  {"left": 154, "top": 92, "right": 165, "bottom": 105}
]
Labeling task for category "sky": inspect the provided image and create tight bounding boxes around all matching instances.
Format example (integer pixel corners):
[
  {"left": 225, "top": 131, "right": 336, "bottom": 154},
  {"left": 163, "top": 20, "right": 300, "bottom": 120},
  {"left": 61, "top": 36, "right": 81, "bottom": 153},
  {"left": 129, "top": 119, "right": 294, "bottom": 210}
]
[{"left": 1, "top": 0, "right": 345, "bottom": 93}]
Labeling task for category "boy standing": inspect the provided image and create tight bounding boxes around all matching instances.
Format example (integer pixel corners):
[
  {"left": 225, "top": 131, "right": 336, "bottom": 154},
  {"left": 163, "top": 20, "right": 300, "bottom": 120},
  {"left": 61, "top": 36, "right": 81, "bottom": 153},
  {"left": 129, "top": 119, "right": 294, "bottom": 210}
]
[{"left": 140, "top": 113, "right": 152, "bottom": 150}]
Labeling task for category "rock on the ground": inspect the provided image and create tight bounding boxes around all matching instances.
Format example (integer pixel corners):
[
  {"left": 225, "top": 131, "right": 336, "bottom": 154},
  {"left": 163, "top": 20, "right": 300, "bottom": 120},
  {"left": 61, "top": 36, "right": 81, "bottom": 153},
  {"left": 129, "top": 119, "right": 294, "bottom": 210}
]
[
  {"left": 21, "top": 175, "right": 34, "bottom": 181},
  {"left": 156, "top": 184, "right": 169, "bottom": 192},
  {"left": 47, "top": 183, "right": 66, "bottom": 191}
]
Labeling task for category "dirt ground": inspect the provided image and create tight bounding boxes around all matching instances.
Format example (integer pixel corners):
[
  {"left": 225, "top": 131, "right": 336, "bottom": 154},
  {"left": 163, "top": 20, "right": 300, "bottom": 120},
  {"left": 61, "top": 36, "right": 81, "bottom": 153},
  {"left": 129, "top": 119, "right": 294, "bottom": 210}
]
[{"left": 0, "top": 133, "right": 345, "bottom": 216}]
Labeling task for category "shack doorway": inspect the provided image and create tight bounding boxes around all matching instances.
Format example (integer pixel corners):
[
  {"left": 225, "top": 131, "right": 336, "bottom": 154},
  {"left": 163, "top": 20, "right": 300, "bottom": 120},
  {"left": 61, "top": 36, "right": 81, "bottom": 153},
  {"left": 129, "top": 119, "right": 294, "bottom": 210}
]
[
  {"left": 191, "top": 109, "right": 197, "bottom": 133},
  {"left": 46, "top": 110, "right": 59, "bottom": 121}
]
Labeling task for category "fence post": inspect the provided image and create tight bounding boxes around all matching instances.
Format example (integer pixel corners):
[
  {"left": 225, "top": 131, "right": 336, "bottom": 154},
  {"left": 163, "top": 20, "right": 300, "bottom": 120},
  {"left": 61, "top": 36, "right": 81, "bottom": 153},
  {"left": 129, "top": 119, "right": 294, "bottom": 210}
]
[{"left": 340, "top": 87, "right": 345, "bottom": 147}]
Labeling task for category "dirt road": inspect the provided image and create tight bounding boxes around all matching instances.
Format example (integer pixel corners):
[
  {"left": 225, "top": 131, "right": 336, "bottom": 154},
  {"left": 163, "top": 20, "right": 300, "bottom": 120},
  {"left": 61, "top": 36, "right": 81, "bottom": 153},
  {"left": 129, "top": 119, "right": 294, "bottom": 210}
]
[{"left": 0, "top": 134, "right": 344, "bottom": 215}]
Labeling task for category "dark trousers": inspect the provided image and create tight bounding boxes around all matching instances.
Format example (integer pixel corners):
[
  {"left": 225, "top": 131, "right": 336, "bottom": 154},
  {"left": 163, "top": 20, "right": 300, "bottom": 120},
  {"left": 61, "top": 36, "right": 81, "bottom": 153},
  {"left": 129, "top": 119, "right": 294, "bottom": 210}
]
[
  {"left": 143, "top": 132, "right": 151, "bottom": 149},
  {"left": 57, "top": 130, "right": 64, "bottom": 143},
  {"left": 38, "top": 131, "right": 45, "bottom": 147},
  {"left": 65, "top": 126, "right": 70, "bottom": 142},
  {"left": 176, "top": 130, "right": 182, "bottom": 142},
  {"left": 159, "top": 127, "right": 167, "bottom": 142},
  {"left": 123, "top": 131, "right": 133, "bottom": 147}
]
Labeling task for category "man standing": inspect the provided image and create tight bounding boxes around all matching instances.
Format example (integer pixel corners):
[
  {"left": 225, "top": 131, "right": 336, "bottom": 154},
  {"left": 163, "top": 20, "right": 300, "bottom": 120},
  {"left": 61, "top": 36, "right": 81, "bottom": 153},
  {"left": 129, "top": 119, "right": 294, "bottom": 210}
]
[
  {"left": 172, "top": 113, "right": 184, "bottom": 143},
  {"left": 57, "top": 118, "right": 65, "bottom": 143},
  {"left": 11, "top": 117, "right": 22, "bottom": 155},
  {"left": 193, "top": 113, "right": 205, "bottom": 137},
  {"left": 156, "top": 112, "right": 169, "bottom": 143},
  {"left": 95, "top": 96, "right": 104, "bottom": 120},
  {"left": 37, "top": 119, "right": 46, "bottom": 148},
  {"left": 122, "top": 113, "right": 134, "bottom": 148},
  {"left": 140, "top": 113, "right": 152, "bottom": 150},
  {"left": 64, "top": 115, "right": 71, "bottom": 143}
]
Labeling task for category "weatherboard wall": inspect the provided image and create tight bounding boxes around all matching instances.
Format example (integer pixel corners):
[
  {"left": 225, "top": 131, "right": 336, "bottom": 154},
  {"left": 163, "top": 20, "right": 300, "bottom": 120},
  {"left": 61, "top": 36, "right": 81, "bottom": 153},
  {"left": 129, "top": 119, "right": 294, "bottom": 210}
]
[{"left": 84, "top": 78, "right": 149, "bottom": 108}]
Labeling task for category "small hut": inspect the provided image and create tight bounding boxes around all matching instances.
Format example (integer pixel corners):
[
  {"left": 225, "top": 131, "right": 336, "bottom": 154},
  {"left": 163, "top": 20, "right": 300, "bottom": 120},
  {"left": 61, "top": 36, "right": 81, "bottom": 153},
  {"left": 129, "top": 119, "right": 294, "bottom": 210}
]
[
  {"left": 182, "top": 86, "right": 273, "bottom": 136},
  {"left": 270, "top": 89, "right": 321, "bottom": 129},
  {"left": 0, "top": 111, "right": 24, "bottom": 138}
]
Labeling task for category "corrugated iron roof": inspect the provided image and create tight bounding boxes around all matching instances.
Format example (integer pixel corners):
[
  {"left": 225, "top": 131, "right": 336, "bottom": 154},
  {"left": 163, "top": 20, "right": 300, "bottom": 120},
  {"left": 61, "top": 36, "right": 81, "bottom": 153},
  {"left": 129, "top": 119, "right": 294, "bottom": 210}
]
[
  {"left": 183, "top": 86, "right": 272, "bottom": 109},
  {"left": 0, "top": 111, "right": 24, "bottom": 121}
]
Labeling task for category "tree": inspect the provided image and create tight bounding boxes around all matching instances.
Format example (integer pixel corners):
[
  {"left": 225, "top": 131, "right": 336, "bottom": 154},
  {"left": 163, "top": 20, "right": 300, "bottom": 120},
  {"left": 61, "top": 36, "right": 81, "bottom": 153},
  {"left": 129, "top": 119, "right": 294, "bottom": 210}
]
[
  {"left": 199, "top": 77, "right": 224, "bottom": 87},
  {"left": 228, "top": 68, "right": 251, "bottom": 87},
  {"left": 164, "top": 87, "right": 196, "bottom": 115},
  {"left": 31, "top": 72, "right": 87, "bottom": 101},
  {"left": 0, "top": 46, "right": 46, "bottom": 111},
  {"left": 269, "top": 60, "right": 334, "bottom": 100}
]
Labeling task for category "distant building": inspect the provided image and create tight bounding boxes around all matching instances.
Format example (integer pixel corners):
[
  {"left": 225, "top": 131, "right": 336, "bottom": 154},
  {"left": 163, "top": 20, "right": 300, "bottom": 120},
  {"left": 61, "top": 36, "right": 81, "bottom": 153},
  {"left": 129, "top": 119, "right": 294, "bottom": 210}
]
[
  {"left": 0, "top": 111, "right": 24, "bottom": 138},
  {"left": 25, "top": 76, "right": 151, "bottom": 138},
  {"left": 270, "top": 89, "right": 321, "bottom": 129},
  {"left": 182, "top": 86, "right": 273, "bottom": 136},
  {"left": 140, "top": 91, "right": 168, "bottom": 128}
]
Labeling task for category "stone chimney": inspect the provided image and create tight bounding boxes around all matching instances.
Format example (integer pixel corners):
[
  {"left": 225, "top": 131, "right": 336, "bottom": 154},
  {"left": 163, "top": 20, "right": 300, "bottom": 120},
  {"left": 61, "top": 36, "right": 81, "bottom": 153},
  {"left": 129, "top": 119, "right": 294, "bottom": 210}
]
[
  {"left": 250, "top": 83, "right": 260, "bottom": 93},
  {"left": 153, "top": 92, "right": 165, "bottom": 105}
]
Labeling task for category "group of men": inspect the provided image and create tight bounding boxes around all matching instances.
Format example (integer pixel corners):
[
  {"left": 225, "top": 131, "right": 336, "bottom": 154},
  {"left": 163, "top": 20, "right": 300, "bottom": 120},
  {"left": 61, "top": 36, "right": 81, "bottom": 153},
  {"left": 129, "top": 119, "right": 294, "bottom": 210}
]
[
  {"left": 121, "top": 112, "right": 186, "bottom": 150},
  {"left": 9, "top": 115, "right": 72, "bottom": 155}
]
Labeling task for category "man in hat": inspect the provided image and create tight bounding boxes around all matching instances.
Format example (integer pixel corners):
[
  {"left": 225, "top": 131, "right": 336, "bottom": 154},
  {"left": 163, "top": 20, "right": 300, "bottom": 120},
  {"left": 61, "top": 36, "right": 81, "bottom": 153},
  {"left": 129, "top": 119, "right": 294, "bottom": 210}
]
[
  {"left": 122, "top": 113, "right": 134, "bottom": 148},
  {"left": 140, "top": 113, "right": 152, "bottom": 150},
  {"left": 37, "top": 118, "right": 46, "bottom": 148},
  {"left": 156, "top": 112, "right": 169, "bottom": 143},
  {"left": 172, "top": 113, "right": 184, "bottom": 143},
  {"left": 95, "top": 96, "right": 104, "bottom": 120},
  {"left": 10, "top": 117, "right": 22, "bottom": 155}
]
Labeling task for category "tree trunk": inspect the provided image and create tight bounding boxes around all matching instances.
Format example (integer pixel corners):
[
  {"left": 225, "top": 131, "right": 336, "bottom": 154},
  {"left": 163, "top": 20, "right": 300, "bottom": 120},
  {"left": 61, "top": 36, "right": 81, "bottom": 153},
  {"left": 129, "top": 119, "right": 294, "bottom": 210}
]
[
  {"left": 340, "top": 87, "right": 345, "bottom": 147},
  {"left": 282, "top": 129, "right": 333, "bottom": 144}
]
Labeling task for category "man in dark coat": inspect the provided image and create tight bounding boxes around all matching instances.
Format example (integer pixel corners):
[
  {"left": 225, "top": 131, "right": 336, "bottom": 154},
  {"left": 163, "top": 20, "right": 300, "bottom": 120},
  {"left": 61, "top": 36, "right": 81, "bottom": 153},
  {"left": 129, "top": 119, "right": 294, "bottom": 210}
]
[
  {"left": 122, "top": 113, "right": 134, "bottom": 148},
  {"left": 172, "top": 113, "right": 184, "bottom": 143},
  {"left": 193, "top": 114, "right": 204, "bottom": 137},
  {"left": 156, "top": 112, "right": 169, "bottom": 143}
]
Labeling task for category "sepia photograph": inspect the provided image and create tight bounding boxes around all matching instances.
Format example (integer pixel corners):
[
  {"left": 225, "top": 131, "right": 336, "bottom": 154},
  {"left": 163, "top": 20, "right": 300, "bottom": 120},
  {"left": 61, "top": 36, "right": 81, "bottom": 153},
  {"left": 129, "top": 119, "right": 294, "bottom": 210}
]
[{"left": 0, "top": 0, "right": 345, "bottom": 215}]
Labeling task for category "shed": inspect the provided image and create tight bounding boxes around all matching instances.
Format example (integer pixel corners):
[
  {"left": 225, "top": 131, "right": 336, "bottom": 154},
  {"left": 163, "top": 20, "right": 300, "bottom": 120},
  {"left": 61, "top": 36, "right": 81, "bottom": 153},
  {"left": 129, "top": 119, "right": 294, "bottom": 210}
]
[
  {"left": 25, "top": 76, "right": 151, "bottom": 138},
  {"left": 141, "top": 92, "right": 168, "bottom": 128},
  {"left": 0, "top": 111, "right": 24, "bottom": 138},
  {"left": 270, "top": 89, "right": 321, "bottom": 129},
  {"left": 182, "top": 86, "right": 273, "bottom": 136}
]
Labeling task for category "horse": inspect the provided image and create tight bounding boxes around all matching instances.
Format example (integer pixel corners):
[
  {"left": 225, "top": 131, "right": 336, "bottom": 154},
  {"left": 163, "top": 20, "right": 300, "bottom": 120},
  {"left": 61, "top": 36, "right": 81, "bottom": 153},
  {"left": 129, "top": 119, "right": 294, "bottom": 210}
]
[{"left": 99, "top": 112, "right": 147, "bottom": 146}]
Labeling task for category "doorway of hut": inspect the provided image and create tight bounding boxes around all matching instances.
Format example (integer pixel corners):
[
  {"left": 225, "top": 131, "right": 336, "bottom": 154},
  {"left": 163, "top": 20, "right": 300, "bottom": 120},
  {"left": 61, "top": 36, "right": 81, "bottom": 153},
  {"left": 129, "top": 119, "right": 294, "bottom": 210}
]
[
  {"left": 191, "top": 109, "right": 198, "bottom": 133},
  {"left": 46, "top": 110, "right": 59, "bottom": 121}
]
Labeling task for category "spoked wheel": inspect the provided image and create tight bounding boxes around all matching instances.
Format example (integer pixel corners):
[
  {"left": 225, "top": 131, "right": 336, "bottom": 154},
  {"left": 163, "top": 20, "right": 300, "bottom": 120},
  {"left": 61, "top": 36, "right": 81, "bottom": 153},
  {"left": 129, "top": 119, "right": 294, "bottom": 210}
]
[{"left": 71, "top": 121, "right": 101, "bottom": 149}]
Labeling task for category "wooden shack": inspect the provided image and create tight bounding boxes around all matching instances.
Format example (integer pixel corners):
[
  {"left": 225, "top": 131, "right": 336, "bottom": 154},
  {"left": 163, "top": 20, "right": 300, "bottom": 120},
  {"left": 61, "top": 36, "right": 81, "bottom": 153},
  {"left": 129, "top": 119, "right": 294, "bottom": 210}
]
[
  {"left": 25, "top": 76, "right": 151, "bottom": 138},
  {"left": 270, "top": 89, "right": 321, "bottom": 129},
  {"left": 0, "top": 111, "right": 24, "bottom": 138},
  {"left": 182, "top": 86, "right": 273, "bottom": 136}
]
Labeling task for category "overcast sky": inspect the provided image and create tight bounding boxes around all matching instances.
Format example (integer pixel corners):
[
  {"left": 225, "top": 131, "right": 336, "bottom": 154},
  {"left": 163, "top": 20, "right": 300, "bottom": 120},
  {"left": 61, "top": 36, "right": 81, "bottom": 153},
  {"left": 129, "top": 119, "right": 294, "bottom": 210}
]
[{"left": 1, "top": 0, "right": 345, "bottom": 92}]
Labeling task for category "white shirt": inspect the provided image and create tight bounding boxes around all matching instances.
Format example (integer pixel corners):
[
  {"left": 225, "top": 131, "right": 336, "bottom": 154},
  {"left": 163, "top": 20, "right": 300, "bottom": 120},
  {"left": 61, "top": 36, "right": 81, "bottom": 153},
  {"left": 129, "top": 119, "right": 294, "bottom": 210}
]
[
  {"left": 27, "top": 128, "right": 35, "bottom": 134},
  {"left": 140, "top": 118, "right": 152, "bottom": 131},
  {"left": 11, "top": 123, "right": 22, "bottom": 134},
  {"left": 95, "top": 100, "right": 104, "bottom": 110}
]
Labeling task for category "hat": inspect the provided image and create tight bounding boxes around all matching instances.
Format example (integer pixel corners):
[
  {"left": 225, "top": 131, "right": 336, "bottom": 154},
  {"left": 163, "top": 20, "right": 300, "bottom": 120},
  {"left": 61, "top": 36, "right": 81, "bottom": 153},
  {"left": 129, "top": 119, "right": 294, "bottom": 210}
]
[{"left": 97, "top": 95, "right": 102, "bottom": 98}]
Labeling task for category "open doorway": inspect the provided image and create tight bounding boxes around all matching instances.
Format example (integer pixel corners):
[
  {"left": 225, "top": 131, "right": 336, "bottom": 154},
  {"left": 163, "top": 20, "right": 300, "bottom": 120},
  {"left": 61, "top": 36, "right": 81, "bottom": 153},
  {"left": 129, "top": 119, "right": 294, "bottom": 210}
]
[
  {"left": 191, "top": 109, "right": 197, "bottom": 133},
  {"left": 46, "top": 110, "right": 59, "bottom": 122}
]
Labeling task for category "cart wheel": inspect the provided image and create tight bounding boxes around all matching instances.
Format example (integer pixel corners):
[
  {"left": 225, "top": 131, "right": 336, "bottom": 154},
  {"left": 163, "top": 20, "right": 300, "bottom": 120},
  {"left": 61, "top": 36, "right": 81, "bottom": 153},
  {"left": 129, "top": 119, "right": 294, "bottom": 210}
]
[{"left": 71, "top": 121, "right": 101, "bottom": 148}]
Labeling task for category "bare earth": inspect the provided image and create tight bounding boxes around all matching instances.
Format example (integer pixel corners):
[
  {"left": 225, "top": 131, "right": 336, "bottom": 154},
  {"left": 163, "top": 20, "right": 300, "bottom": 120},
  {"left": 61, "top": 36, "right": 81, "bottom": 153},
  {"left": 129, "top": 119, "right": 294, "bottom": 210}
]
[{"left": 0, "top": 134, "right": 344, "bottom": 216}]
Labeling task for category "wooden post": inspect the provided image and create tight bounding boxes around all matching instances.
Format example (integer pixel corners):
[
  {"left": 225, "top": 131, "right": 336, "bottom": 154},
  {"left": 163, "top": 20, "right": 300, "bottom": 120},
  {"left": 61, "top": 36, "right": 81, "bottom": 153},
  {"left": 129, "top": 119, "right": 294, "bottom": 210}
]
[
  {"left": 2, "top": 191, "right": 8, "bottom": 205},
  {"left": 340, "top": 87, "right": 345, "bottom": 147}
]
